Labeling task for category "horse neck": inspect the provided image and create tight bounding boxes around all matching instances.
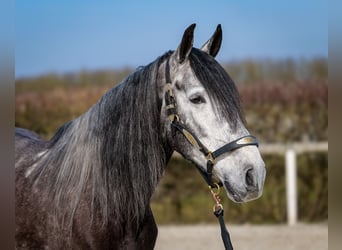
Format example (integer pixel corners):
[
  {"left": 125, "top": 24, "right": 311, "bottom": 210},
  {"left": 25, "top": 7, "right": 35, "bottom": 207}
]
[{"left": 43, "top": 68, "right": 174, "bottom": 227}]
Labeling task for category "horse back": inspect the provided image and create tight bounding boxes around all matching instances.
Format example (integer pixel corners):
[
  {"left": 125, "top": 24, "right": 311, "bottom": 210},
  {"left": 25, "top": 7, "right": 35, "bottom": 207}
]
[
  {"left": 15, "top": 128, "right": 49, "bottom": 249},
  {"left": 15, "top": 127, "right": 46, "bottom": 159}
]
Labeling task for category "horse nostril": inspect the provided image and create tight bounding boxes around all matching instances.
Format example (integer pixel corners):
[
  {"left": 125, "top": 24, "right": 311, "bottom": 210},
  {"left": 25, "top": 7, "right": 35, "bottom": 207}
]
[{"left": 245, "top": 168, "right": 257, "bottom": 191}]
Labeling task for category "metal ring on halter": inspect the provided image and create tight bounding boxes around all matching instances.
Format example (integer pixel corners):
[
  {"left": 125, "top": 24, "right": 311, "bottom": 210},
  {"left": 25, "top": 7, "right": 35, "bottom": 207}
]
[{"left": 209, "top": 182, "right": 220, "bottom": 195}]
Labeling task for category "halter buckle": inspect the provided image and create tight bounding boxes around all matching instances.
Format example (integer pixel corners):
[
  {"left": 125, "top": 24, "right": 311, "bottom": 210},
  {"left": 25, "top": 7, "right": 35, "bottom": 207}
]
[
  {"left": 206, "top": 151, "right": 216, "bottom": 164},
  {"left": 163, "top": 83, "right": 173, "bottom": 97}
]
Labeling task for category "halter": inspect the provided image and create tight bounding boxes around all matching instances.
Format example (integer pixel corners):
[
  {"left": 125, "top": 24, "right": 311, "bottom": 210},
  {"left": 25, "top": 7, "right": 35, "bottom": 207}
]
[
  {"left": 164, "top": 59, "right": 259, "bottom": 188},
  {"left": 164, "top": 58, "right": 260, "bottom": 250}
]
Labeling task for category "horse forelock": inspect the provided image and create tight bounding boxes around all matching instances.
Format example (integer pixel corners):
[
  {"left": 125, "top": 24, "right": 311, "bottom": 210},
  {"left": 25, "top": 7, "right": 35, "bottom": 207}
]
[{"left": 188, "top": 48, "right": 245, "bottom": 128}]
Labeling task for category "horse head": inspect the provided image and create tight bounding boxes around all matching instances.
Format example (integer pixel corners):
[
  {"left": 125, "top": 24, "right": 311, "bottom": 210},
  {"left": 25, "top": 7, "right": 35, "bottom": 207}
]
[{"left": 159, "top": 24, "right": 266, "bottom": 203}]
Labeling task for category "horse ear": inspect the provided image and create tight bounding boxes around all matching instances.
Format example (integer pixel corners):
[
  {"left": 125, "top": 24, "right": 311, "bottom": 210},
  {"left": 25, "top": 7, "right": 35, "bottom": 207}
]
[
  {"left": 200, "top": 24, "right": 222, "bottom": 58},
  {"left": 175, "top": 23, "right": 196, "bottom": 64}
]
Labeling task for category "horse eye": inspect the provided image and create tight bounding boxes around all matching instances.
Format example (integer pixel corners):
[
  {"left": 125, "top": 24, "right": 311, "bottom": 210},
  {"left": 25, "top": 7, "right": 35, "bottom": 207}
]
[{"left": 190, "top": 95, "right": 206, "bottom": 104}]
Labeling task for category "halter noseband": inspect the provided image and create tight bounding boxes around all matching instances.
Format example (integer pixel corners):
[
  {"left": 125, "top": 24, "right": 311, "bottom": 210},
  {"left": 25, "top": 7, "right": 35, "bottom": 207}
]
[{"left": 164, "top": 59, "right": 259, "bottom": 187}]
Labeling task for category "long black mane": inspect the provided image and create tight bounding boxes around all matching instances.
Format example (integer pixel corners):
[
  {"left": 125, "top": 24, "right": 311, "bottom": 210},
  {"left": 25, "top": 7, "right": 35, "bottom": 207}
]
[{"left": 32, "top": 52, "right": 173, "bottom": 229}]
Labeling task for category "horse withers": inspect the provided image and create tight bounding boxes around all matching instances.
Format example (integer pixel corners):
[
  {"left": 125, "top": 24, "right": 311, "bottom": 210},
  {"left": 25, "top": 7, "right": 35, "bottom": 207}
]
[{"left": 15, "top": 24, "right": 266, "bottom": 249}]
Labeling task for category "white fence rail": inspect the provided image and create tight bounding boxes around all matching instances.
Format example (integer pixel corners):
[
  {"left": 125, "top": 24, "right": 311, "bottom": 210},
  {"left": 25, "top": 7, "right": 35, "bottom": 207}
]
[
  {"left": 260, "top": 142, "right": 328, "bottom": 225},
  {"left": 172, "top": 142, "right": 328, "bottom": 225},
  {"left": 259, "top": 142, "right": 328, "bottom": 155}
]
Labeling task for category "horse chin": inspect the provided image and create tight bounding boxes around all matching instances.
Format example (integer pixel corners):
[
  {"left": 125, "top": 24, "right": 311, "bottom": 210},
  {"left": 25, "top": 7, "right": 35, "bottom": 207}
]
[{"left": 223, "top": 180, "right": 263, "bottom": 203}]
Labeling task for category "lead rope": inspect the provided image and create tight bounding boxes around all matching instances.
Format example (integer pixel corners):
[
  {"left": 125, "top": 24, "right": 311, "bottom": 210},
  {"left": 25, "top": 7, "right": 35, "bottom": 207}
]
[{"left": 209, "top": 184, "right": 233, "bottom": 250}]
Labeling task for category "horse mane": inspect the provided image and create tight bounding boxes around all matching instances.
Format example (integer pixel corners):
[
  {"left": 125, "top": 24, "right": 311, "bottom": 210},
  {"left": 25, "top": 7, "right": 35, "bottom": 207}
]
[{"left": 33, "top": 51, "right": 173, "bottom": 229}]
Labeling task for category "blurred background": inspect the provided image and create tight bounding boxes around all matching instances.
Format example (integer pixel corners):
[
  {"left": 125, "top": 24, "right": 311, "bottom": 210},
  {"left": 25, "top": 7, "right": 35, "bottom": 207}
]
[{"left": 15, "top": 0, "right": 327, "bottom": 249}]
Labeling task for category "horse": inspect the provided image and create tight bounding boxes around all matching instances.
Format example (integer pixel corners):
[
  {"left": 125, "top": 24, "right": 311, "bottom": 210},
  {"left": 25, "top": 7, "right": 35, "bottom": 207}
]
[{"left": 15, "top": 24, "right": 266, "bottom": 249}]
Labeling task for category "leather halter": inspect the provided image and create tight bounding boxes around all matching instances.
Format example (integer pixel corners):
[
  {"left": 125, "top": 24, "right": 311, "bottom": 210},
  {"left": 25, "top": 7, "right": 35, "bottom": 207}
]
[{"left": 164, "top": 59, "right": 259, "bottom": 187}]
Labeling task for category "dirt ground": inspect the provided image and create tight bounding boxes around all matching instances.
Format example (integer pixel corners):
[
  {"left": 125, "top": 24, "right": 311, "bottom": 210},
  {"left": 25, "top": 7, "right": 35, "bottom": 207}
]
[{"left": 154, "top": 223, "right": 327, "bottom": 250}]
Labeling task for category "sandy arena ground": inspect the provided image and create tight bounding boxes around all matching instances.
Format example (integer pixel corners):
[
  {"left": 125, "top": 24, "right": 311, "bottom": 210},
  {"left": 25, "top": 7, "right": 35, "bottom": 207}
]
[{"left": 154, "top": 223, "right": 327, "bottom": 250}]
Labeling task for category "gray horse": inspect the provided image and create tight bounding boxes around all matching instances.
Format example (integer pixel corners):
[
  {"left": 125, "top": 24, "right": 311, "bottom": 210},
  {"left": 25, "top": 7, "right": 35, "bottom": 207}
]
[{"left": 15, "top": 24, "right": 266, "bottom": 249}]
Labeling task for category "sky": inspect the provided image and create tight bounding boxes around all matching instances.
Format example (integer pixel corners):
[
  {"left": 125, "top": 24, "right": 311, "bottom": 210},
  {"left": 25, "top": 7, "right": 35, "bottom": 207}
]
[{"left": 15, "top": 0, "right": 328, "bottom": 78}]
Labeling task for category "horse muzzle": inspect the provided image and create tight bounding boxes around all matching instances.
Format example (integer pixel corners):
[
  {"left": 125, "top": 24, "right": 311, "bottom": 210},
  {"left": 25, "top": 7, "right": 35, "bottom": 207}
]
[{"left": 222, "top": 163, "right": 266, "bottom": 203}]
